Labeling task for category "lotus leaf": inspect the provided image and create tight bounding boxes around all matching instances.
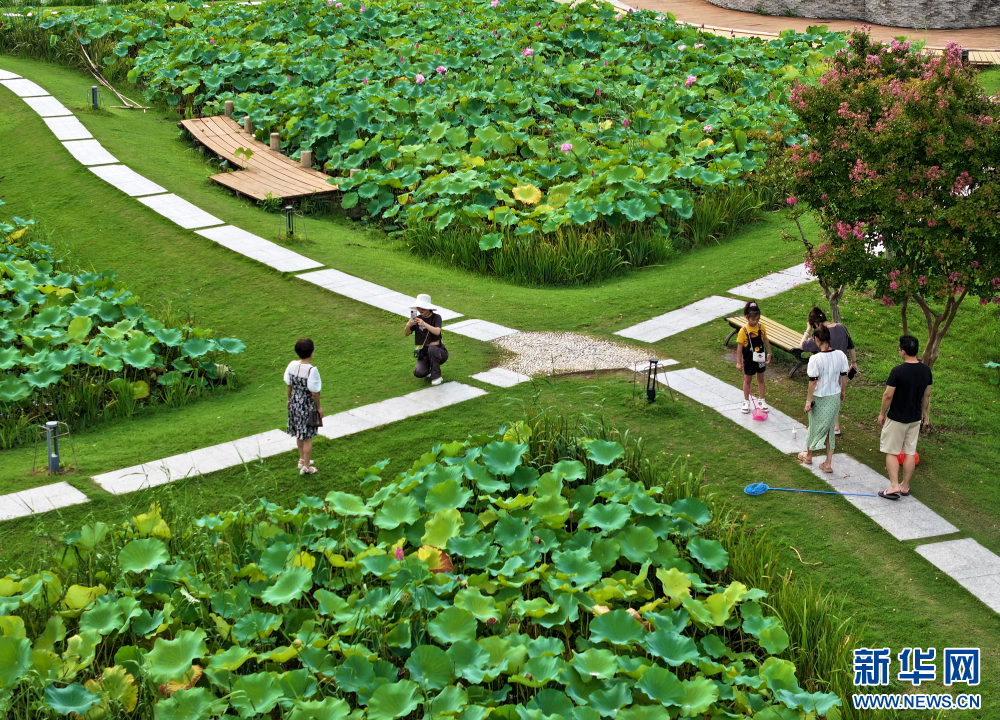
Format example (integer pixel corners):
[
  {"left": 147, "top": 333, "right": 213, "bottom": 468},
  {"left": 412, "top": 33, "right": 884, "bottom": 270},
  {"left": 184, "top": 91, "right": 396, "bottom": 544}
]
[
  {"left": 671, "top": 498, "right": 711, "bottom": 526},
  {"left": 589, "top": 610, "right": 644, "bottom": 646},
  {"left": 422, "top": 508, "right": 463, "bottom": 548},
  {"left": 367, "top": 680, "right": 422, "bottom": 720},
  {"left": 144, "top": 629, "right": 207, "bottom": 684},
  {"left": 325, "top": 491, "right": 374, "bottom": 517},
  {"left": 0, "top": 635, "right": 32, "bottom": 688},
  {"left": 580, "top": 503, "right": 630, "bottom": 532},
  {"left": 481, "top": 441, "right": 528, "bottom": 476},
  {"left": 617, "top": 526, "right": 658, "bottom": 563},
  {"left": 636, "top": 665, "right": 685, "bottom": 706},
  {"left": 406, "top": 645, "right": 454, "bottom": 690},
  {"left": 645, "top": 630, "right": 701, "bottom": 667},
  {"left": 118, "top": 538, "right": 169, "bottom": 574},
  {"left": 686, "top": 538, "right": 729, "bottom": 572},
  {"left": 286, "top": 697, "right": 352, "bottom": 720},
  {"left": 261, "top": 566, "right": 312, "bottom": 606},
  {"left": 44, "top": 682, "right": 102, "bottom": 716},
  {"left": 425, "top": 478, "right": 474, "bottom": 513},
  {"left": 374, "top": 494, "right": 420, "bottom": 529},
  {"left": 428, "top": 606, "right": 477, "bottom": 645},
  {"left": 677, "top": 676, "right": 719, "bottom": 717},
  {"left": 454, "top": 588, "right": 501, "bottom": 623},
  {"left": 230, "top": 671, "right": 283, "bottom": 718},
  {"left": 570, "top": 648, "right": 617, "bottom": 680}
]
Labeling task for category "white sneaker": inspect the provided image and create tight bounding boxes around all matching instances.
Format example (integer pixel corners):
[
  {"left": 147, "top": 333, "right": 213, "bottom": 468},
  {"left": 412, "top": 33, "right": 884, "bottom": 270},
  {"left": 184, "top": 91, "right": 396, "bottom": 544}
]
[
  {"left": 758, "top": 399, "right": 768, "bottom": 411},
  {"left": 431, "top": 377, "right": 443, "bottom": 386},
  {"left": 741, "top": 401, "right": 750, "bottom": 414}
]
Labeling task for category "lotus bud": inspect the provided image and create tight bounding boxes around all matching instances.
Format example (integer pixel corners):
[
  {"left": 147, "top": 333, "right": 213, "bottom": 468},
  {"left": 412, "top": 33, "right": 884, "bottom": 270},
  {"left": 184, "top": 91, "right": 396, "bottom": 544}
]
[
  {"left": 461, "top": 578, "right": 468, "bottom": 587},
  {"left": 533, "top": 536, "right": 541, "bottom": 544},
  {"left": 292, "top": 638, "right": 303, "bottom": 647},
  {"left": 394, "top": 546, "right": 405, "bottom": 560}
]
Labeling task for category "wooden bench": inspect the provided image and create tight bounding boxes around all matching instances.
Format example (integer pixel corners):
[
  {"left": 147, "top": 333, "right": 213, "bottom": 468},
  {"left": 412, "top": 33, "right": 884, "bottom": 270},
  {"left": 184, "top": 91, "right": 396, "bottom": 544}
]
[{"left": 724, "top": 314, "right": 810, "bottom": 379}]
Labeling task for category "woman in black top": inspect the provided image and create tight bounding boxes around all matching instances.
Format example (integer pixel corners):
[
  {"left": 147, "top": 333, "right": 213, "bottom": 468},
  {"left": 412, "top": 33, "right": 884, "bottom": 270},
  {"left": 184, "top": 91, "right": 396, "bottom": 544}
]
[{"left": 405, "top": 293, "right": 448, "bottom": 385}]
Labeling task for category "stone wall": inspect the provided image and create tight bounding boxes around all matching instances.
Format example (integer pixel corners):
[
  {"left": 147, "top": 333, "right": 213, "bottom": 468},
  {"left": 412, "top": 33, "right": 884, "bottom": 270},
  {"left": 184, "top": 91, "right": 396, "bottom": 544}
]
[{"left": 704, "top": 0, "right": 1000, "bottom": 30}]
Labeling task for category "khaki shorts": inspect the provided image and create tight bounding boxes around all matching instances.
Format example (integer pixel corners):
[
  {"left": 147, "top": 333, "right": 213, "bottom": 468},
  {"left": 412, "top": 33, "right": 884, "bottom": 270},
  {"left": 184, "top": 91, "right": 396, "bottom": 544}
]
[{"left": 880, "top": 418, "right": 921, "bottom": 455}]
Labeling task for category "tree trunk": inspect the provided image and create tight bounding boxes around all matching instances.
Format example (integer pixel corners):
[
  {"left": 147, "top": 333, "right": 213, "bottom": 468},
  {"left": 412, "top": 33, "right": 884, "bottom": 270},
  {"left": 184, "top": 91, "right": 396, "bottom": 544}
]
[
  {"left": 911, "top": 291, "right": 967, "bottom": 370},
  {"left": 817, "top": 278, "right": 845, "bottom": 323}
]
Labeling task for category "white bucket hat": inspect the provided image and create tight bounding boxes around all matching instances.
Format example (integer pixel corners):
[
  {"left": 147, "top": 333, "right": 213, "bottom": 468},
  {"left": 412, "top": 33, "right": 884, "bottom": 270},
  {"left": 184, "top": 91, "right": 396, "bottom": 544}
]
[{"left": 414, "top": 293, "right": 434, "bottom": 309}]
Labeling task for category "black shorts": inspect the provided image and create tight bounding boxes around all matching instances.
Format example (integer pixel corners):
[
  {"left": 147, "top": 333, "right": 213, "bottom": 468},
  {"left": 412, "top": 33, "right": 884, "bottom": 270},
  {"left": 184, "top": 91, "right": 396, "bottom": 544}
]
[{"left": 743, "top": 362, "right": 766, "bottom": 376}]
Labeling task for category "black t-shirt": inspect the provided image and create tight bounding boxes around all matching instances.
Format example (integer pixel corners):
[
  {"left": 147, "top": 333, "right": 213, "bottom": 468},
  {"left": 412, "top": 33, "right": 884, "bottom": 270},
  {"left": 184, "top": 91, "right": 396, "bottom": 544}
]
[
  {"left": 413, "top": 312, "right": 443, "bottom": 346},
  {"left": 886, "top": 361, "right": 933, "bottom": 424}
]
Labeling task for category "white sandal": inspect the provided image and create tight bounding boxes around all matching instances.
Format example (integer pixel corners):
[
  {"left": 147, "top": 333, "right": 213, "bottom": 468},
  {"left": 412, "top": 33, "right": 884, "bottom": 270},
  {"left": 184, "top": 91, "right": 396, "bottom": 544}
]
[{"left": 300, "top": 465, "right": 318, "bottom": 475}]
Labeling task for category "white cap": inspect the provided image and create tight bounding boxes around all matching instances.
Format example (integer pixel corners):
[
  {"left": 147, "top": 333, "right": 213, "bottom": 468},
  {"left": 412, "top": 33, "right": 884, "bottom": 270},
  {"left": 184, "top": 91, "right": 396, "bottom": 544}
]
[{"left": 414, "top": 293, "right": 434, "bottom": 309}]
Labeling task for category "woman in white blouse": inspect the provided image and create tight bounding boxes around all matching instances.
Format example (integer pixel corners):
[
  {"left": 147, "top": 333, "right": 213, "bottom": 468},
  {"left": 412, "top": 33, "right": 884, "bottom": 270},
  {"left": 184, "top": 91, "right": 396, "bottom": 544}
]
[
  {"left": 798, "top": 325, "right": 848, "bottom": 473},
  {"left": 285, "top": 338, "right": 322, "bottom": 475}
]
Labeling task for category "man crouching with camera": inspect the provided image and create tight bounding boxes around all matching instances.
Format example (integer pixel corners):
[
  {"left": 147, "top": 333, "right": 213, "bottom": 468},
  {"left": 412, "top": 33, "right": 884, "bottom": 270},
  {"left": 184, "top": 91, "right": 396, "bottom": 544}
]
[{"left": 405, "top": 293, "right": 448, "bottom": 386}]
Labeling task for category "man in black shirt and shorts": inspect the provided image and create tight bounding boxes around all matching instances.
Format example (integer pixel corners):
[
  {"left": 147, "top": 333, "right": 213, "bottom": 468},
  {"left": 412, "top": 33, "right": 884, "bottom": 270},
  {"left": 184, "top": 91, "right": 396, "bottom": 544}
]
[{"left": 877, "top": 335, "right": 933, "bottom": 500}]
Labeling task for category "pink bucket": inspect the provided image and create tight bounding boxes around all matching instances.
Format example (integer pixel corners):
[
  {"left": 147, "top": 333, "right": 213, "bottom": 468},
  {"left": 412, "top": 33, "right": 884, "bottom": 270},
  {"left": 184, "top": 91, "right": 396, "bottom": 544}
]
[{"left": 750, "top": 397, "right": 768, "bottom": 421}]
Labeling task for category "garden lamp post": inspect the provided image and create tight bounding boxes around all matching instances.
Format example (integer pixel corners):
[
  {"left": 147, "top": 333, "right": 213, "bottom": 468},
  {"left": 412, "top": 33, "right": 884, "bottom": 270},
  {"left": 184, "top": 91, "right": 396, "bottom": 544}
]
[
  {"left": 284, "top": 204, "right": 295, "bottom": 238},
  {"left": 45, "top": 420, "right": 60, "bottom": 474},
  {"left": 646, "top": 358, "right": 659, "bottom": 404}
]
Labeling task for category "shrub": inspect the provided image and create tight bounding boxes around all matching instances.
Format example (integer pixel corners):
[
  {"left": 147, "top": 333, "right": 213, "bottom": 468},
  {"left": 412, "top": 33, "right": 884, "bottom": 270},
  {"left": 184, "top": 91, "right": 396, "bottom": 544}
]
[{"left": 0, "top": 419, "right": 845, "bottom": 719}]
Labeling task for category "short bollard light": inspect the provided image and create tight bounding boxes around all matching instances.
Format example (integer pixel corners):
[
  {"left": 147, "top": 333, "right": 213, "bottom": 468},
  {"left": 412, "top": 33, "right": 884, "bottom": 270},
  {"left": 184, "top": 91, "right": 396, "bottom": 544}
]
[
  {"left": 646, "top": 358, "right": 659, "bottom": 404},
  {"left": 284, "top": 204, "right": 296, "bottom": 238},
  {"left": 91, "top": 86, "right": 99, "bottom": 111},
  {"left": 45, "top": 420, "right": 60, "bottom": 474}
]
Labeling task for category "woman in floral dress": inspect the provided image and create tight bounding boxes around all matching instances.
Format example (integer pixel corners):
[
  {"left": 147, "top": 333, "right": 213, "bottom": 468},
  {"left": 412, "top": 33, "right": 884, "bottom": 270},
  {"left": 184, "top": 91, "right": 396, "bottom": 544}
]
[{"left": 285, "top": 338, "right": 322, "bottom": 474}]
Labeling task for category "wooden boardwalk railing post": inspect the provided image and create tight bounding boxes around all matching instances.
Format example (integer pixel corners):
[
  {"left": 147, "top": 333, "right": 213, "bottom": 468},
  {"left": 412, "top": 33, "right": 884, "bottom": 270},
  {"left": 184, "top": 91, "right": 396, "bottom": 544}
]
[
  {"left": 301, "top": 150, "right": 313, "bottom": 169},
  {"left": 224, "top": 100, "right": 234, "bottom": 117},
  {"left": 243, "top": 116, "right": 253, "bottom": 135},
  {"left": 270, "top": 133, "right": 281, "bottom": 151}
]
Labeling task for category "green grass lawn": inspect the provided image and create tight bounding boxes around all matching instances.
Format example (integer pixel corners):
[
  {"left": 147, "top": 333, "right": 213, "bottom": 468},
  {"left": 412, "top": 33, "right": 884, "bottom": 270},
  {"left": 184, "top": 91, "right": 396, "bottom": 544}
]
[
  {"left": 980, "top": 66, "right": 1000, "bottom": 95},
  {"left": 3, "top": 53, "right": 1000, "bottom": 714}
]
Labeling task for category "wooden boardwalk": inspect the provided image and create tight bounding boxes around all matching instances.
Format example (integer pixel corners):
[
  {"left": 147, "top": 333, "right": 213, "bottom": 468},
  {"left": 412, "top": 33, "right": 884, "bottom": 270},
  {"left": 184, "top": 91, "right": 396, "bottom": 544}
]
[{"left": 181, "top": 116, "right": 336, "bottom": 201}]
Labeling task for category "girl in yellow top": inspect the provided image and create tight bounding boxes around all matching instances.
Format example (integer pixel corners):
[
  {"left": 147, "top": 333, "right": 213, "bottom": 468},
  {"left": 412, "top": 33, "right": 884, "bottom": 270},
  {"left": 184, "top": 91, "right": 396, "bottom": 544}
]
[{"left": 735, "top": 301, "right": 772, "bottom": 413}]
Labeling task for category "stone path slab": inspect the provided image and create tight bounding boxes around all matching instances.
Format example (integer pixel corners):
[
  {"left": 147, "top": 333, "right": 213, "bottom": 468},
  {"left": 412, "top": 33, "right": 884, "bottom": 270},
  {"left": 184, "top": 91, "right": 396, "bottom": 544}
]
[
  {"left": 0, "top": 69, "right": 20, "bottom": 80},
  {"left": 661, "top": 367, "right": 808, "bottom": 454},
  {"left": 916, "top": 539, "right": 1000, "bottom": 612},
  {"left": 94, "top": 429, "right": 297, "bottom": 495},
  {"left": 0, "top": 482, "right": 89, "bottom": 521},
  {"left": 137, "top": 193, "right": 224, "bottom": 230},
  {"left": 1, "top": 78, "right": 48, "bottom": 97},
  {"left": 803, "top": 454, "right": 959, "bottom": 541},
  {"left": 194, "top": 225, "right": 323, "bottom": 273},
  {"left": 62, "top": 140, "right": 119, "bottom": 166},
  {"left": 615, "top": 295, "right": 746, "bottom": 343},
  {"left": 22, "top": 95, "right": 73, "bottom": 117},
  {"left": 89, "top": 164, "right": 167, "bottom": 197},
  {"left": 43, "top": 116, "right": 92, "bottom": 141},
  {"left": 93, "top": 382, "right": 486, "bottom": 495},
  {"left": 728, "top": 262, "right": 816, "bottom": 299},
  {"left": 296, "top": 268, "right": 462, "bottom": 321},
  {"left": 445, "top": 319, "right": 519, "bottom": 341},
  {"left": 470, "top": 368, "right": 532, "bottom": 388},
  {"left": 630, "top": 359, "right": 680, "bottom": 372}
]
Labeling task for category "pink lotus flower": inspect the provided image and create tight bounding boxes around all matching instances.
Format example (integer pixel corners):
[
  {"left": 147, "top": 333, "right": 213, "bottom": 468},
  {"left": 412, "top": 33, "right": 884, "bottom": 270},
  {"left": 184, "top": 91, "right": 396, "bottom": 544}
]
[
  {"left": 560, "top": 143, "right": 573, "bottom": 153},
  {"left": 360, "top": 4, "right": 365, "bottom": 9},
  {"left": 491, "top": 0, "right": 498, "bottom": 6},
  {"left": 694, "top": 43, "right": 704, "bottom": 49},
  {"left": 595, "top": 87, "right": 601, "bottom": 96},
  {"left": 436, "top": 65, "right": 447, "bottom": 75},
  {"left": 522, "top": 47, "right": 534, "bottom": 57},
  {"left": 536, "top": 21, "right": 541, "bottom": 26},
  {"left": 622, "top": 119, "right": 629, "bottom": 127},
  {"left": 362, "top": 77, "right": 368, "bottom": 85},
  {"left": 394, "top": 547, "right": 404, "bottom": 561},
  {"left": 677, "top": 44, "right": 686, "bottom": 51},
  {"left": 210, "top": 38, "right": 215, "bottom": 43},
  {"left": 703, "top": 124, "right": 712, "bottom": 132},
  {"left": 448, "top": 34, "right": 452, "bottom": 40},
  {"left": 615, "top": 13, "right": 621, "bottom": 19},
  {"left": 684, "top": 75, "right": 697, "bottom": 87},
  {"left": 786, "top": 196, "right": 798, "bottom": 206},
  {"left": 415, "top": 73, "right": 425, "bottom": 84}
]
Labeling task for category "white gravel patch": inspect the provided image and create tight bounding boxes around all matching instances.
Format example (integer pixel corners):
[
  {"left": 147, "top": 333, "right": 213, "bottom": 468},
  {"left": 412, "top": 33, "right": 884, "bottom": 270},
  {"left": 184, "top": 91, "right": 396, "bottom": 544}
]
[{"left": 493, "top": 331, "right": 658, "bottom": 377}]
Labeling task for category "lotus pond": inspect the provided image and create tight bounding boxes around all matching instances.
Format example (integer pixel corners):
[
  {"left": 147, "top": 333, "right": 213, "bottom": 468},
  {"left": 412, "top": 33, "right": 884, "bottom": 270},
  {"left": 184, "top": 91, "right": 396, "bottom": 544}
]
[
  {"left": 0, "top": 423, "right": 842, "bottom": 718},
  {"left": 35, "top": 0, "right": 844, "bottom": 266},
  {"left": 0, "top": 211, "right": 245, "bottom": 449}
]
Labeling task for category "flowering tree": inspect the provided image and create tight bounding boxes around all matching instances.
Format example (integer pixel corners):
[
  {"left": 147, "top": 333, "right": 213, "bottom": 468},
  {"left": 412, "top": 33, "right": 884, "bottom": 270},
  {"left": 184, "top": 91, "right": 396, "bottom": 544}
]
[{"left": 786, "top": 30, "right": 1000, "bottom": 368}]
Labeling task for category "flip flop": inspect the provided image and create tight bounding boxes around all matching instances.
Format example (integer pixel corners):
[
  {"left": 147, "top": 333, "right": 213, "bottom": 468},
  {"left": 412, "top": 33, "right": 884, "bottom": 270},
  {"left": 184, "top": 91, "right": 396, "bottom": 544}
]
[
  {"left": 878, "top": 490, "right": 900, "bottom": 501},
  {"left": 797, "top": 452, "right": 812, "bottom": 465},
  {"left": 819, "top": 463, "right": 833, "bottom": 473},
  {"left": 899, "top": 491, "right": 910, "bottom": 496}
]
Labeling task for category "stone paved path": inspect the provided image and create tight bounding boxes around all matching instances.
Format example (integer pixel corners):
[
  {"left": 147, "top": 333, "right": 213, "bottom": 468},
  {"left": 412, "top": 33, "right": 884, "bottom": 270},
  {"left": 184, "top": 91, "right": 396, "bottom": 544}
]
[
  {"left": 0, "top": 482, "right": 89, "bottom": 521},
  {"left": 916, "top": 539, "right": 1000, "bottom": 613},
  {"left": 93, "top": 382, "right": 486, "bottom": 495},
  {"left": 616, "top": 295, "right": 746, "bottom": 343},
  {"left": 728, "top": 263, "right": 815, "bottom": 299},
  {"left": 296, "top": 268, "right": 463, "bottom": 321}
]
